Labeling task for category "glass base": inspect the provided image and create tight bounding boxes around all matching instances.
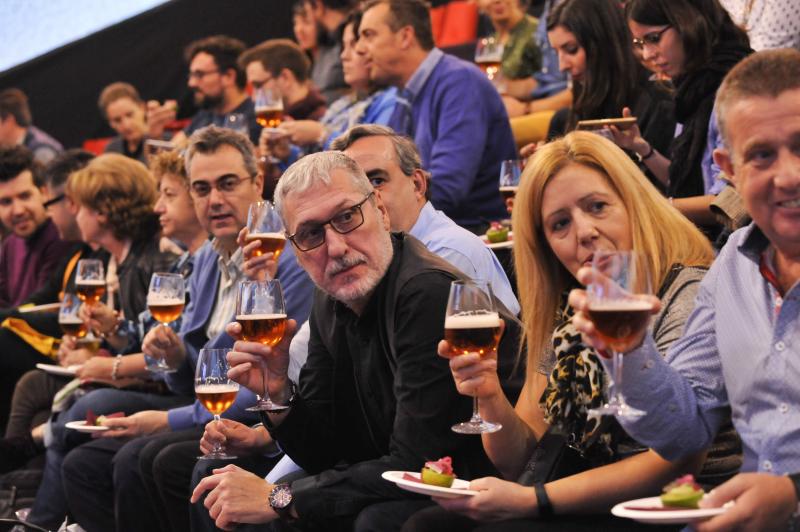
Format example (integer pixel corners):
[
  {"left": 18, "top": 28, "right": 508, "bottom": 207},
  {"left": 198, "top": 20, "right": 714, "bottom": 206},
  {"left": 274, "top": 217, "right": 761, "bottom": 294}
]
[
  {"left": 246, "top": 399, "right": 289, "bottom": 412},
  {"left": 146, "top": 366, "right": 178, "bottom": 374},
  {"left": 198, "top": 452, "right": 237, "bottom": 460},
  {"left": 588, "top": 398, "right": 645, "bottom": 419},
  {"left": 451, "top": 420, "right": 502, "bottom": 434}
]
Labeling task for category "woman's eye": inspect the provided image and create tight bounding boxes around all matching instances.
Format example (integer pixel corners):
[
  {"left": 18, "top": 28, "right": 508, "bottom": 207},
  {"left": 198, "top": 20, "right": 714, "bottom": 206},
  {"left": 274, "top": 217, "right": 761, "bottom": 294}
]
[{"left": 589, "top": 201, "right": 607, "bottom": 213}]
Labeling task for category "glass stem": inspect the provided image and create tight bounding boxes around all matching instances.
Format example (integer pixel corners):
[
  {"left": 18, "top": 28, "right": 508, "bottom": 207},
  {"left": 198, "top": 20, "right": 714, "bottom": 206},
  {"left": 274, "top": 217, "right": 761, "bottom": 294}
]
[
  {"left": 470, "top": 396, "right": 482, "bottom": 423},
  {"left": 612, "top": 349, "right": 624, "bottom": 404},
  {"left": 261, "top": 362, "right": 270, "bottom": 404},
  {"left": 213, "top": 414, "right": 223, "bottom": 453}
]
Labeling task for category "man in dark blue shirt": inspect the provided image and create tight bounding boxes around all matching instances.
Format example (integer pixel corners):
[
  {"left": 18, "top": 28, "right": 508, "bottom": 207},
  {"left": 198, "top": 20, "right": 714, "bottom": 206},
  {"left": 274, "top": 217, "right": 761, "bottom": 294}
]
[{"left": 357, "top": 0, "right": 515, "bottom": 232}]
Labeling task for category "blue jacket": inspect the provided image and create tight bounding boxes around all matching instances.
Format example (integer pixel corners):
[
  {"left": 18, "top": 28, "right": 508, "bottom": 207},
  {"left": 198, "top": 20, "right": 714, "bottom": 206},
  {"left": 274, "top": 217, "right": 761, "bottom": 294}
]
[{"left": 165, "top": 241, "right": 314, "bottom": 430}]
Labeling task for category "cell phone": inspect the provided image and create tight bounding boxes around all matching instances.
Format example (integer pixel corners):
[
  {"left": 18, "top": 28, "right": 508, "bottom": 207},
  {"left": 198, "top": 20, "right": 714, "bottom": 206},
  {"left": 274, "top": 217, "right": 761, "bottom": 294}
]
[{"left": 576, "top": 117, "right": 638, "bottom": 131}]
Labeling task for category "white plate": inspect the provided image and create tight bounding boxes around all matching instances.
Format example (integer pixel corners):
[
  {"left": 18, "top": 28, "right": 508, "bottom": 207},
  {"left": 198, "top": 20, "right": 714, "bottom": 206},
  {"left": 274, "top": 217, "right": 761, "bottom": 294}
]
[
  {"left": 382, "top": 471, "right": 478, "bottom": 499},
  {"left": 65, "top": 420, "right": 110, "bottom": 433},
  {"left": 36, "top": 363, "right": 81, "bottom": 377},
  {"left": 481, "top": 231, "right": 513, "bottom": 250},
  {"left": 611, "top": 496, "right": 730, "bottom": 525},
  {"left": 19, "top": 302, "right": 61, "bottom": 313}
]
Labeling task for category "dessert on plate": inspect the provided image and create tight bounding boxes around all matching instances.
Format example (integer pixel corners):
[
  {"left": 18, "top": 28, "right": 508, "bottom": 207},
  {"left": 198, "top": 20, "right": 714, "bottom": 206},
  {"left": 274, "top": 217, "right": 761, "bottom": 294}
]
[{"left": 421, "top": 456, "right": 455, "bottom": 488}]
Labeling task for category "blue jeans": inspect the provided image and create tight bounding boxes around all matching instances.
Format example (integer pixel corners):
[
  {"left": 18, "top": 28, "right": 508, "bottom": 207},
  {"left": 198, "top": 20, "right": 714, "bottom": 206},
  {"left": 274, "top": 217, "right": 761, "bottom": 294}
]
[{"left": 27, "top": 388, "right": 191, "bottom": 530}]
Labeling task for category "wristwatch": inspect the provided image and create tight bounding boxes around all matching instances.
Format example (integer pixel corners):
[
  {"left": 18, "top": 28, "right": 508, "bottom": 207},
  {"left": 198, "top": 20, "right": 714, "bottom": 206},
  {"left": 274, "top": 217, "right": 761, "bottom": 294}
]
[{"left": 268, "top": 483, "right": 294, "bottom": 521}]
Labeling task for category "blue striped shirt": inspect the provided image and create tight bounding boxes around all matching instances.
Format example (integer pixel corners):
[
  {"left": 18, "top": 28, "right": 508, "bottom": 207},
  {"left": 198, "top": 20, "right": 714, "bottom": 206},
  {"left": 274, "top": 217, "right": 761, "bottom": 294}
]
[{"left": 606, "top": 224, "right": 800, "bottom": 475}]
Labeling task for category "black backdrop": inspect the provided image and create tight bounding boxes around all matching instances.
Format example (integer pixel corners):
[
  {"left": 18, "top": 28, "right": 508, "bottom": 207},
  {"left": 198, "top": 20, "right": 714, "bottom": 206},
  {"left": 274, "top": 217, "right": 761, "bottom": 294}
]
[{"left": 0, "top": 0, "right": 293, "bottom": 148}]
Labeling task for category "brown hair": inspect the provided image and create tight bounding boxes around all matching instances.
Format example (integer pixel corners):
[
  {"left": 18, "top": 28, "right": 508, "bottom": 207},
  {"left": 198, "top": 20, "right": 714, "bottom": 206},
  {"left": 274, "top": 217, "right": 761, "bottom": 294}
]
[
  {"left": 238, "top": 39, "right": 312, "bottom": 82},
  {"left": 67, "top": 153, "right": 159, "bottom": 242},
  {"left": 97, "top": 82, "right": 143, "bottom": 118},
  {"left": 361, "top": 0, "right": 435, "bottom": 50},
  {"left": 0, "top": 88, "right": 32, "bottom": 127},
  {"left": 149, "top": 149, "right": 189, "bottom": 187},
  {"left": 715, "top": 48, "right": 800, "bottom": 145},
  {"left": 513, "top": 131, "right": 713, "bottom": 377}
]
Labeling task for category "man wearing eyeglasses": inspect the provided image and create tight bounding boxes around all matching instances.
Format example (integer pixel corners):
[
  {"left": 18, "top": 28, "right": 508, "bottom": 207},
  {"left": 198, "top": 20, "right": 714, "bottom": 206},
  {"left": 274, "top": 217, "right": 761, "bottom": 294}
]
[
  {"left": 192, "top": 151, "right": 517, "bottom": 531},
  {"left": 147, "top": 35, "right": 261, "bottom": 147},
  {"left": 57, "top": 127, "right": 315, "bottom": 532}
]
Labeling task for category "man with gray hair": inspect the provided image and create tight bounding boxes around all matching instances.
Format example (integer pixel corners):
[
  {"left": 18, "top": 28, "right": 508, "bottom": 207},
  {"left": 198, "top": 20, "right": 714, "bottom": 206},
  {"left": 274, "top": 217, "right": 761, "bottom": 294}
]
[
  {"left": 571, "top": 48, "right": 800, "bottom": 531},
  {"left": 331, "top": 124, "right": 519, "bottom": 315},
  {"left": 192, "top": 150, "right": 518, "bottom": 531}
]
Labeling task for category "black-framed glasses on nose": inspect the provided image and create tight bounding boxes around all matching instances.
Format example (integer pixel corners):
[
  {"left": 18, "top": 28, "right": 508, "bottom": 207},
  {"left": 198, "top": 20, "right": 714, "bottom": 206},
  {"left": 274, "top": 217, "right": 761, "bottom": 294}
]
[
  {"left": 190, "top": 174, "right": 255, "bottom": 198},
  {"left": 43, "top": 193, "right": 65, "bottom": 209},
  {"left": 188, "top": 68, "right": 220, "bottom": 81},
  {"left": 287, "top": 192, "right": 374, "bottom": 252},
  {"left": 632, "top": 25, "right": 671, "bottom": 51}
]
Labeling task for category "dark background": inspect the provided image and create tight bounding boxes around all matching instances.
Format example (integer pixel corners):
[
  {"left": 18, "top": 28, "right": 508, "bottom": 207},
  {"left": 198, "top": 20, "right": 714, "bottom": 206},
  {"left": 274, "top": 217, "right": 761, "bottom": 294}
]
[{"left": 0, "top": 0, "right": 293, "bottom": 148}]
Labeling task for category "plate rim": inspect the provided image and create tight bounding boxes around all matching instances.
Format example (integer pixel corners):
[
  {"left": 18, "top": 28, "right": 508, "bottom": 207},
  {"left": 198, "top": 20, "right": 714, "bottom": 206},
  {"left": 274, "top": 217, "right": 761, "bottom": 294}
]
[
  {"left": 35, "top": 363, "right": 80, "bottom": 376},
  {"left": 65, "top": 420, "right": 110, "bottom": 432},
  {"left": 381, "top": 470, "right": 478, "bottom": 498},
  {"left": 611, "top": 496, "right": 727, "bottom": 524}
]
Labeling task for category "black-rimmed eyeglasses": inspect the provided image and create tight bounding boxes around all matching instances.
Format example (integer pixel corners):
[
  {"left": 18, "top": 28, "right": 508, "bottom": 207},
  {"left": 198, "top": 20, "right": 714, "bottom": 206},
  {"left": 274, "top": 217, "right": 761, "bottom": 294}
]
[
  {"left": 190, "top": 174, "right": 255, "bottom": 198},
  {"left": 632, "top": 25, "right": 671, "bottom": 51},
  {"left": 43, "top": 194, "right": 65, "bottom": 209},
  {"left": 287, "top": 192, "right": 374, "bottom": 252}
]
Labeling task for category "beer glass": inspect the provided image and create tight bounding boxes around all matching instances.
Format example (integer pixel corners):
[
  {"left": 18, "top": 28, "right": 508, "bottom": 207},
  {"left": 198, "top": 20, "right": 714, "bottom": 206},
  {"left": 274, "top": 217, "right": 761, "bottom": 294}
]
[
  {"left": 245, "top": 201, "right": 286, "bottom": 266},
  {"left": 75, "top": 259, "right": 106, "bottom": 305},
  {"left": 474, "top": 36, "right": 503, "bottom": 82},
  {"left": 445, "top": 280, "right": 503, "bottom": 434},
  {"left": 254, "top": 87, "right": 284, "bottom": 131},
  {"left": 145, "top": 272, "right": 186, "bottom": 373},
  {"left": 59, "top": 293, "right": 88, "bottom": 339},
  {"left": 586, "top": 251, "right": 652, "bottom": 419},
  {"left": 236, "top": 279, "right": 288, "bottom": 412},
  {"left": 498, "top": 159, "right": 523, "bottom": 203},
  {"left": 195, "top": 348, "right": 239, "bottom": 460}
]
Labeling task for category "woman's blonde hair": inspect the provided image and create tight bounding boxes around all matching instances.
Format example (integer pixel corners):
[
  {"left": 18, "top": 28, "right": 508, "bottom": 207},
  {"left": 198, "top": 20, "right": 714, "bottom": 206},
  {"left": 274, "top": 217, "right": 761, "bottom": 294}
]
[
  {"left": 67, "top": 153, "right": 159, "bottom": 242},
  {"left": 512, "top": 131, "right": 713, "bottom": 377}
]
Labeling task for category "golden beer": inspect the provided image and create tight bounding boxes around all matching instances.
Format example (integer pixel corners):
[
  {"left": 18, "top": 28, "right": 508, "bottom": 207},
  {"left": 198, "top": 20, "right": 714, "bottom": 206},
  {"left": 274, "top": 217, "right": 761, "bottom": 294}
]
[
  {"left": 256, "top": 107, "right": 283, "bottom": 129},
  {"left": 444, "top": 313, "right": 502, "bottom": 357},
  {"left": 76, "top": 336, "right": 102, "bottom": 353},
  {"left": 195, "top": 384, "right": 239, "bottom": 415},
  {"left": 76, "top": 280, "right": 106, "bottom": 304},
  {"left": 477, "top": 60, "right": 501, "bottom": 80},
  {"left": 148, "top": 298, "right": 185, "bottom": 324},
  {"left": 237, "top": 313, "right": 287, "bottom": 347},
  {"left": 59, "top": 318, "right": 87, "bottom": 338},
  {"left": 587, "top": 300, "right": 652, "bottom": 352},
  {"left": 245, "top": 232, "right": 286, "bottom": 260}
]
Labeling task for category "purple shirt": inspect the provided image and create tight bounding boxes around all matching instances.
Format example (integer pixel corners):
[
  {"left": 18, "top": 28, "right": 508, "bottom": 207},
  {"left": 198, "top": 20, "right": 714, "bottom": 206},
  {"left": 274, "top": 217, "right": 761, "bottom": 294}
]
[{"left": 0, "top": 219, "right": 74, "bottom": 307}]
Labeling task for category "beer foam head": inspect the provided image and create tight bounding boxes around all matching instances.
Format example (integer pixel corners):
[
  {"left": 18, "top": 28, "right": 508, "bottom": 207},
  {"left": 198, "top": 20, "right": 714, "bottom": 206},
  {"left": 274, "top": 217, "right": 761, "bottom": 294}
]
[
  {"left": 235, "top": 313, "right": 287, "bottom": 320},
  {"left": 248, "top": 232, "right": 286, "bottom": 240},
  {"left": 445, "top": 312, "right": 501, "bottom": 329},
  {"left": 76, "top": 279, "right": 106, "bottom": 286},
  {"left": 194, "top": 383, "right": 239, "bottom": 394},
  {"left": 59, "top": 316, "right": 84, "bottom": 324},
  {"left": 147, "top": 296, "right": 185, "bottom": 306},
  {"left": 588, "top": 299, "right": 654, "bottom": 311}
]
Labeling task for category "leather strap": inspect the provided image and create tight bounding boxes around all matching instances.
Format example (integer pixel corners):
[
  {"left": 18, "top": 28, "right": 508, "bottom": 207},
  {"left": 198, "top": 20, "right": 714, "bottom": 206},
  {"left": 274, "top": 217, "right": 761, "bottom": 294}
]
[{"left": 535, "top": 482, "right": 554, "bottom": 520}]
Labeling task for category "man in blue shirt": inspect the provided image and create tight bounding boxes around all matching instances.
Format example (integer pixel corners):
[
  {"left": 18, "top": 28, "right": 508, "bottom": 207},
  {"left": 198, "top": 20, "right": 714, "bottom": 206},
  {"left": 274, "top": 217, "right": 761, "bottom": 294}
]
[
  {"left": 333, "top": 123, "right": 520, "bottom": 315},
  {"left": 570, "top": 49, "right": 800, "bottom": 532},
  {"left": 357, "top": 0, "right": 515, "bottom": 231}
]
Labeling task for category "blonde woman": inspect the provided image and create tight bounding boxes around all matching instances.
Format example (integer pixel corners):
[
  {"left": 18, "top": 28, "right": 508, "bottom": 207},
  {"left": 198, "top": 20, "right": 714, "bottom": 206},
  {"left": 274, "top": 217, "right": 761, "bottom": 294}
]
[{"left": 403, "top": 131, "right": 739, "bottom": 531}]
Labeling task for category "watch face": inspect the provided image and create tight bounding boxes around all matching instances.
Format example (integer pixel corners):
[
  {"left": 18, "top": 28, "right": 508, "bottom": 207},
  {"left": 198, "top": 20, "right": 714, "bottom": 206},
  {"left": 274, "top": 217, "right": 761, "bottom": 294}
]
[{"left": 270, "top": 484, "right": 293, "bottom": 510}]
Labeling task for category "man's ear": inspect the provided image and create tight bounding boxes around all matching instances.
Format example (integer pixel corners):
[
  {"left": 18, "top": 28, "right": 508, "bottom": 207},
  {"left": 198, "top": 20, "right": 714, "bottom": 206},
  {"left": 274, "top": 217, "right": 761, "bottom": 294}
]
[
  {"left": 396, "top": 25, "right": 415, "bottom": 50},
  {"left": 713, "top": 147, "right": 737, "bottom": 188},
  {"left": 410, "top": 169, "right": 427, "bottom": 200}
]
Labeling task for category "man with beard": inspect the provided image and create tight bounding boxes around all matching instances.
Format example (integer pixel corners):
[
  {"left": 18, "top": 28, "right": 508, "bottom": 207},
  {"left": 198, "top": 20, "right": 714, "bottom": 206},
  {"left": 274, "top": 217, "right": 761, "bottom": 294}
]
[
  {"left": 192, "top": 151, "right": 516, "bottom": 531},
  {"left": 149, "top": 35, "right": 261, "bottom": 147}
]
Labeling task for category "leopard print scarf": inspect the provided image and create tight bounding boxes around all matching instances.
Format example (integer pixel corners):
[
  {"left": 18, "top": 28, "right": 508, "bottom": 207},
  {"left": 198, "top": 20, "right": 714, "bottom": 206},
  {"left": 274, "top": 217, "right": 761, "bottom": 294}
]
[{"left": 539, "top": 304, "right": 624, "bottom": 462}]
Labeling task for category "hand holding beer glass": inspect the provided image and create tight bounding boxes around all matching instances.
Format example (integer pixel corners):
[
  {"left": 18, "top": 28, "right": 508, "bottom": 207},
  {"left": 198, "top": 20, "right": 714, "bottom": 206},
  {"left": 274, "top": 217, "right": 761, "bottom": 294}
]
[
  {"left": 585, "top": 251, "right": 652, "bottom": 419},
  {"left": 195, "top": 348, "right": 239, "bottom": 460},
  {"left": 236, "top": 279, "right": 289, "bottom": 412},
  {"left": 145, "top": 272, "right": 186, "bottom": 373},
  {"left": 444, "top": 280, "right": 503, "bottom": 434},
  {"left": 242, "top": 201, "right": 286, "bottom": 281}
]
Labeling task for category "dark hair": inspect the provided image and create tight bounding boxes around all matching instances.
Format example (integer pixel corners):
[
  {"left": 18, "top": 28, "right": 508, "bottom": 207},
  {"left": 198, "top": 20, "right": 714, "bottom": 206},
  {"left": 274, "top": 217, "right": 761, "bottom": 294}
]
[
  {"left": 97, "top": 82, "right": 142, "bottom": 118},
  {"left": 184, "top": 35, "right": 248, "bottom": 89},
  {"left": 0, "top": 88, "right": 32, "bottom": 127},
  {"left": 362, "top": 0, "right": 435, "bottom": 51},
  {"left": 238, "top": 39, "right": 312, "bottom": 82},
  {"left": 43, "top": 149, "right": 95, "bottom": 189},
  {"left": 0, "top": 146, "right": 41, "bottom": 186},
  {"left": 548, "top": 0, "right": 640, "bottom": 130},
  {"left": 625, "top": 0, "right": 749, "bottom": 76},
  {"left": 342, "top": 10, "right": 363, "bottom": 48}
]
